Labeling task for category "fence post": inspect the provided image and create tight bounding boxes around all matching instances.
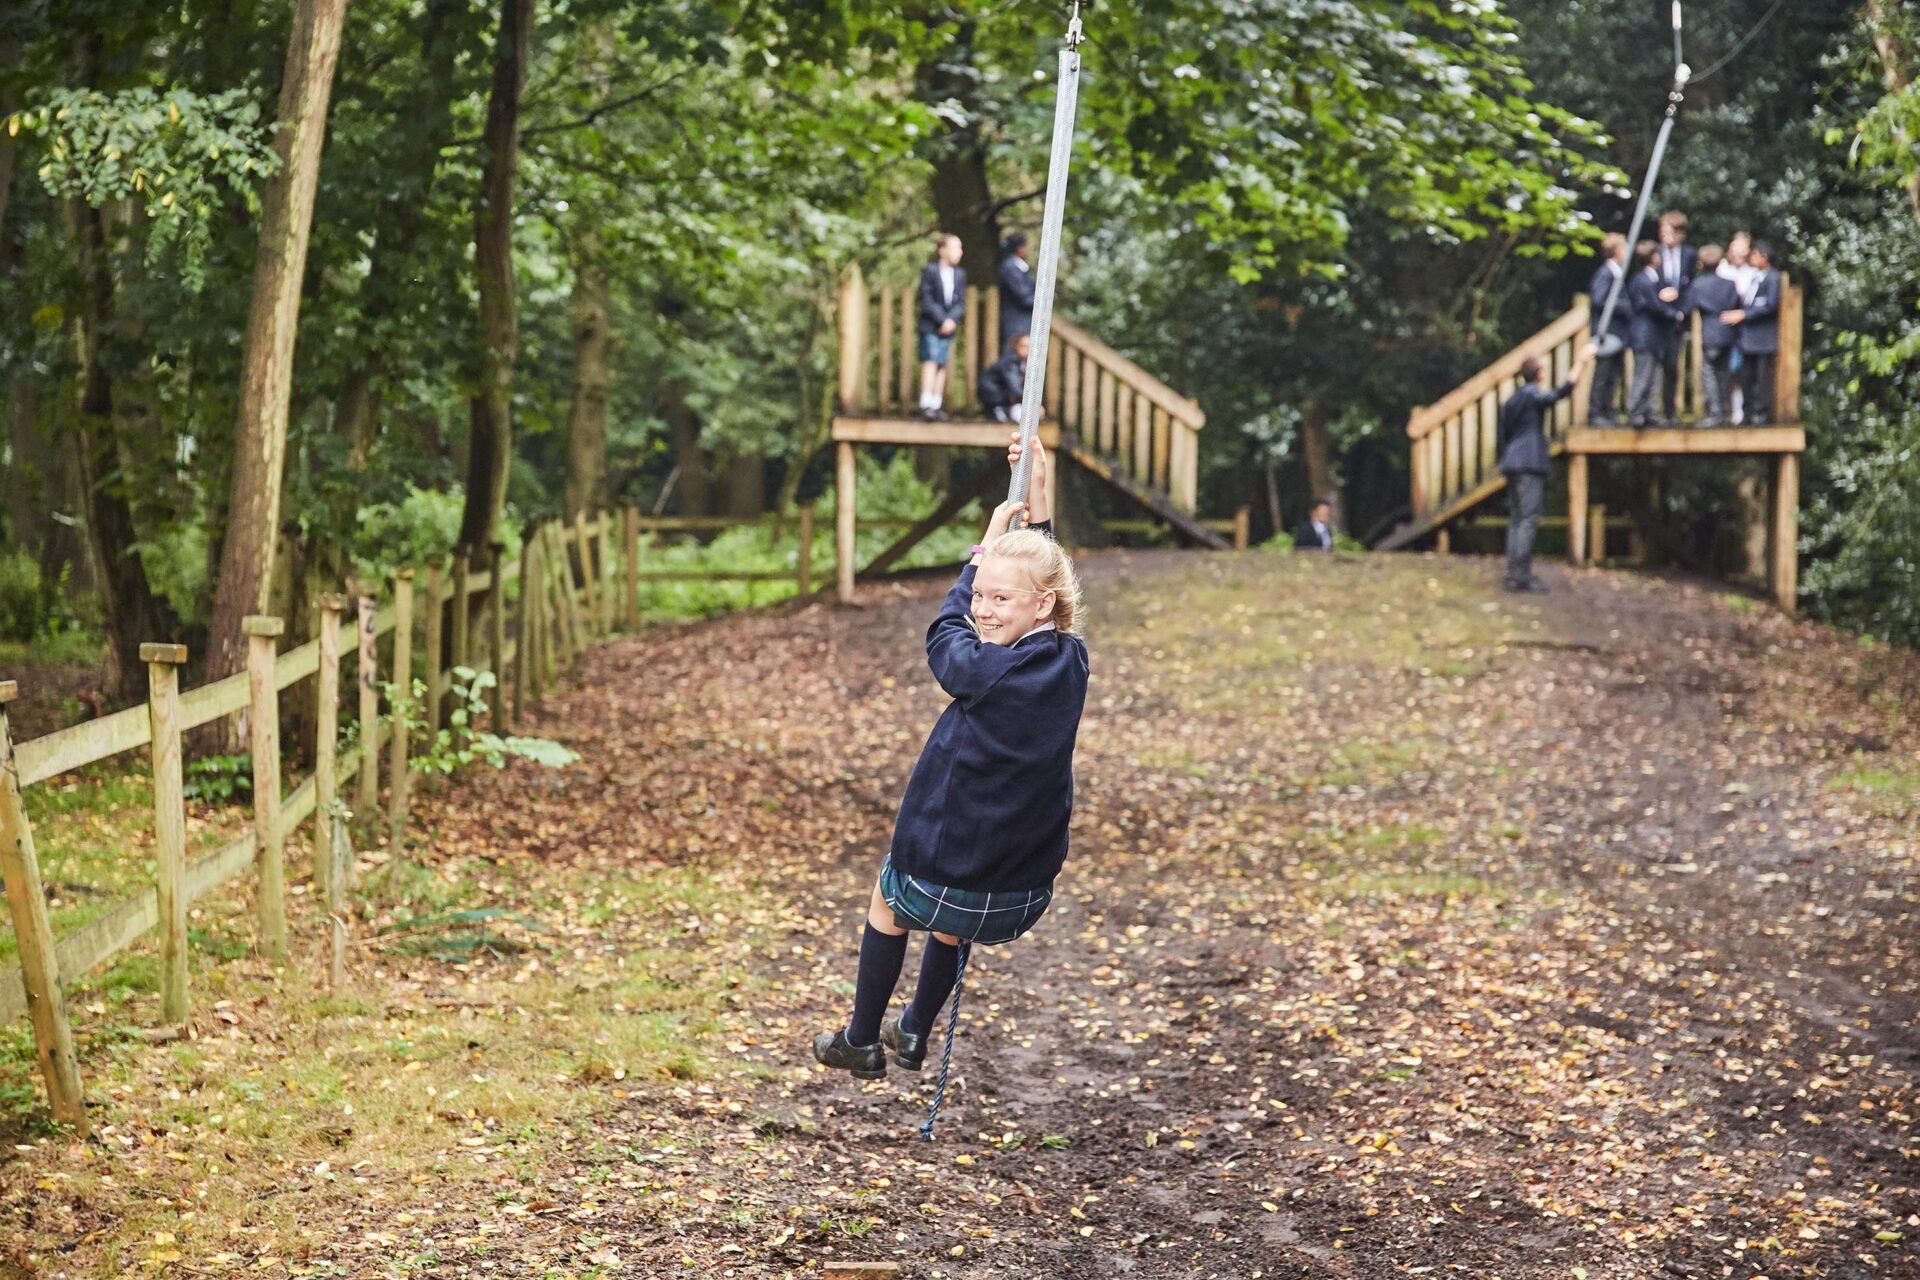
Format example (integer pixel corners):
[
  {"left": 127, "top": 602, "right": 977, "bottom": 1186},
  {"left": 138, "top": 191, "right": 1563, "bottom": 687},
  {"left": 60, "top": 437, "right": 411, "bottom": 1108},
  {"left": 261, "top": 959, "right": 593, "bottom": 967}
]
[
  {"left": 596, "top": 514, "right": 614, "bottom": 634},
  {"left": 386, "top": 568, "right": 415, "bottom": 872},
  {"left": 553, "top": 523, "right": 584, "bottom": 661},
  {"left": 798, "top": 507, "right": 814, "bottom": 596},
  {"left": 314, "top": 595, "right": 345, "bottom": 906},
  {"left": 450, "top": 546, "right": 471, "bottom": 701},
  {"left": 0, "top": 682, "right": 89, "bottom": 1135},
  {"left": 572, "top": 513, "right": 595, "bottom": 639},
  {"left": 488, "top": 542, "right": 507, "bottom": 726},
  {"left": 356, "top": 589, "right": 378, "bottom": 821},
  {"left": 243, "top": 615, "right": 288, "bottom": 961},
  {"left": 622, "top": 506, "right": 640, "bottom": 631},
  {"left": 1233, "top": 506, "right": 1251, "bottom": 551},
  {"left": 513, "top": 536, "right": 534, "bottom": 725},
  {"left": 423, "top": 558, "right": 444, "bottom": 738},
  {"left": 143, "top": 643, "right": 191, "bottom": 1022}
]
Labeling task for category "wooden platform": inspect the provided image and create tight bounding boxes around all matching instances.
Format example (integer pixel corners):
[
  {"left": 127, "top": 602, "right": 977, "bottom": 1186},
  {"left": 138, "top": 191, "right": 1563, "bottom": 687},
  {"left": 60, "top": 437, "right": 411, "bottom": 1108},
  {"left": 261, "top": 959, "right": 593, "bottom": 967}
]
[
  {"left": 831, "top": 416, "right": 1060, "bottom": 449},
  {"left": 1564, "top": 425, "right": 1804, "bottom": 455}
]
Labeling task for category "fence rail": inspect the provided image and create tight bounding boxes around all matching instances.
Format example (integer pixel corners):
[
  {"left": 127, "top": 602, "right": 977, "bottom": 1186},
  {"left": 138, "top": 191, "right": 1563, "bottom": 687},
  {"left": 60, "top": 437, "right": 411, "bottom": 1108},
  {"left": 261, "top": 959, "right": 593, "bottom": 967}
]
[
  {"left": 835, "top": 264, "right": 1205, "bottom": 511},
  {"left": 0, "top": 505, "right": 654, "bottom": 1133}
]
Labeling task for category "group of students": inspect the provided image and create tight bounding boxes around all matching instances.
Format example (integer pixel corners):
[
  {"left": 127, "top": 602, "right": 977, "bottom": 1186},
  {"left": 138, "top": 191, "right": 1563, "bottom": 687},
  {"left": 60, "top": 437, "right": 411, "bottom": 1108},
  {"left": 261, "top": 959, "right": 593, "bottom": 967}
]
[
  {"left": 1587, "top": 211, "right": 1783, "bottom": 428},
  {"left": 911, "top": 231, "right": 1038, "bottom": 423}
]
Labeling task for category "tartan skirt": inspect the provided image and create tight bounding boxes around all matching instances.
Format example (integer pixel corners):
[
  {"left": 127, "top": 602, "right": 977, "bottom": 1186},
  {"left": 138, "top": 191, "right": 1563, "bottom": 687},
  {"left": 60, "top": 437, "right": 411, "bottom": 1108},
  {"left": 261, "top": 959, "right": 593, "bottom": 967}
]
[{"left": 879, "top": 856, "right": 1053, "bottom": 946}]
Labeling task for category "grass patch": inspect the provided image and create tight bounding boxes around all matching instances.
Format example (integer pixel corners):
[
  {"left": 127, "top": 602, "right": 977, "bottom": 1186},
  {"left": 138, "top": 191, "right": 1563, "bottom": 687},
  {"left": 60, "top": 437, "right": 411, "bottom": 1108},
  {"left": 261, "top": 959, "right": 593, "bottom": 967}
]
[{"left": 1829, "top": 762, "right": 1920, "bottom": 816}]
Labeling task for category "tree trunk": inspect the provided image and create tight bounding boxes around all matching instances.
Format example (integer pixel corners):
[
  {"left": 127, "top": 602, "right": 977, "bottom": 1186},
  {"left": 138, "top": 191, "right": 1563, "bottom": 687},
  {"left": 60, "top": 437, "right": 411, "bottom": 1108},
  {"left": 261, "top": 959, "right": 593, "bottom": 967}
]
[
  {"left": 562, "top": 240, "right": 611, "bottom": 519},
  {"left": 206, "top": 0, "right": 347, "bottom": 689},
  {"left": 917, "top": 24, "right": 1000, "bottom": 269},
  {"left": 0, "top": 34, "right": 19, "bottom": 242},
  {"left": 662, "top": 379, "right": 709, "bottom": 516},
  {"left": 724, "top": 450, "right": 764, "bottom": 519},
  {"left": 1868, "top": 1, "right": 1920, "bottom": 223},
  {"left": 69, "top": 202, "right": 174, "bottom": 701},
  {"left": 1263, "top": 454, "right": 1283, "bottom": 540},
  {"left": 459, "top": 0, "right": 535, "bottom": 552},
  {"left": 1299, "top": 401, "right": 1341, "bottom": 530}
]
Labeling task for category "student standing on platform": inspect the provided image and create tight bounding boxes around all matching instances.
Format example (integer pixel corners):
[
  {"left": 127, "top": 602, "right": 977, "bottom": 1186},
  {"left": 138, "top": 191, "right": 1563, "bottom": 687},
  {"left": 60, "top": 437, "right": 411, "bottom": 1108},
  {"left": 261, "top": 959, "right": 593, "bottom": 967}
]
[
  {"left": 1726, "top": 240, "right": 1782, "bottom": 425},
  {"left": 1655, "top": 211, "right": 1695, "bottom": 421},
  {"left": 1720, "top": 232, "right": 1758, "bottom": 423},
  {"left": 996, "top": 233, "right": 1035, "bottom": 353},
  {"left": 916, "top": 234, "right": 967, "bottom": 421},
  {"left": 1498, "top": 341, "right": 1598, "bottom": 593},
  {"left": 1689, "top": 244, "right": 1742, "bottom": 427},
  {"left": 1627, "top": 239, "right": 1684, "bottom": 427},
  {"left": 1588, "top": 233, "right": 1632, "bottom": 425}
]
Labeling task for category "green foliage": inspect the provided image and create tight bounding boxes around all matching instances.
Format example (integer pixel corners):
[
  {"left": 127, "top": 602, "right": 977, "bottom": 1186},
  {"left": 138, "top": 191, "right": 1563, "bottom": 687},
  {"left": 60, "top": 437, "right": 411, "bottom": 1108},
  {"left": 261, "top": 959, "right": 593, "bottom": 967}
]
[
  {"left": 0, "top": 547, "right": 45, "bottom": 643},
  {"left": 183, "top": 753, "right": 253, "bottom": 806},
  {"left": 351, "top": 486, "right": 471, "bottom": 579},
  {"left": 399, "top": 670, "right": 580, "bottom": 776},
  {"left": 11, "top": 87, "right": 279, "bottom": 289}
]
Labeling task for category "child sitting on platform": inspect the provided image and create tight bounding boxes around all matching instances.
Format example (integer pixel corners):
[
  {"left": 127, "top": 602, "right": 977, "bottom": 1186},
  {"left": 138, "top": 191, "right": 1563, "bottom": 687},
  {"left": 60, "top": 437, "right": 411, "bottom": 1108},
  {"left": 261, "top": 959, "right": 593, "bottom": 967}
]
[{"left": 814, "top": 435, "right": 1088, "bottom": 1081}]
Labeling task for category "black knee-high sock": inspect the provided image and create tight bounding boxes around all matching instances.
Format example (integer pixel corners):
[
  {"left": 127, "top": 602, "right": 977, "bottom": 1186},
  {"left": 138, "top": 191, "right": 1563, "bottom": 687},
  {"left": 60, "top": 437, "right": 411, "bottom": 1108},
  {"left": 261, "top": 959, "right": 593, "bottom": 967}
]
[
  {"left": 847, "top": 924, "right": 909, "bottom": 1047},
  {"left": 901, "top": 936, "right": 961, "bottom": 1037}
]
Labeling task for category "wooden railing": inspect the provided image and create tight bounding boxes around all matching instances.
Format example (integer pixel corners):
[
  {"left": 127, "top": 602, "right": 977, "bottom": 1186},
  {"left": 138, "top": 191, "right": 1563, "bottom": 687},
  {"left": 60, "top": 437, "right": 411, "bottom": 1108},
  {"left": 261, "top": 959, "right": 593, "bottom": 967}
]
[
  {"left": 1406, "top": 277, "right": 1804, "bottom": 528},
  {"left": 0, "top": 507, "right": 648, "bottom": 1133},
  {"left": 835, "top": 263, "right": 1206, "bottom": 511}
]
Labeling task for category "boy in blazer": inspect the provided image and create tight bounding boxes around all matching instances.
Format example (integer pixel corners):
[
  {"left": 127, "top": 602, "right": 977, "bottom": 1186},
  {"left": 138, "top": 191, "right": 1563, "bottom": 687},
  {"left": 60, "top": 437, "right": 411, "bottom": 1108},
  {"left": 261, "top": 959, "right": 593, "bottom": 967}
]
[
  {"left": 1726, "top": 241, "right": 1781, "bottom": 424},
  {"left": 1588, "top": 233, "right": 1633, "bottom": 425},
  {"left": 1626, "top": 240, "right": 1683, "bottom": 427},
  {"left": 1655, "top": 211, "right": 1695, "bottom": 420},
  {"left": 996, "top": 233, "right": 1035, "bottom": 352},
  {"left": 1688, "top": 244, "right": 1742, "bottom": 426}
]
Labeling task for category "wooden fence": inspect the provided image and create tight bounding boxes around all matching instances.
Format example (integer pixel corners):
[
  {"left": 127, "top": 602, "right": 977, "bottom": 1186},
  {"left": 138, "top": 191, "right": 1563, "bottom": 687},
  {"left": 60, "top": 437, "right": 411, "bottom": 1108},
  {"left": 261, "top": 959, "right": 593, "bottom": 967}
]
[
  {"left": 0, "top": 507, "right": 645, "bottom": 1133},
  {"left": 836, "top": 264, "right": 1206, "bottom": 511}
]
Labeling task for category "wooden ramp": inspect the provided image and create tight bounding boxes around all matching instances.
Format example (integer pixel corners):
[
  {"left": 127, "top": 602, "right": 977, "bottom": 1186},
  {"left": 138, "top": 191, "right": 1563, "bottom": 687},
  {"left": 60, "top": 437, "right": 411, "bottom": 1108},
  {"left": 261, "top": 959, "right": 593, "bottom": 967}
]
[
  {"left": 830, "top": 264, "right": 1222, "bottom": 601},
  {"left": 1375, "top": 288, "right": 1809, "bottom": 611}
]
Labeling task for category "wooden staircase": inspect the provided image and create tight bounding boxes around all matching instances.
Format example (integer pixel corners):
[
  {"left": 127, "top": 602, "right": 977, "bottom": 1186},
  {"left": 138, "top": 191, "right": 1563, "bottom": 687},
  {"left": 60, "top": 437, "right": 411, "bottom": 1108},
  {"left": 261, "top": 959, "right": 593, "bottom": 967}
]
[
  {"left": 1377, "top": 277, "right": 1807, "bottom": 598},
  {"left": 829, "top": 264, "right": 1223, "bottom": 600}
]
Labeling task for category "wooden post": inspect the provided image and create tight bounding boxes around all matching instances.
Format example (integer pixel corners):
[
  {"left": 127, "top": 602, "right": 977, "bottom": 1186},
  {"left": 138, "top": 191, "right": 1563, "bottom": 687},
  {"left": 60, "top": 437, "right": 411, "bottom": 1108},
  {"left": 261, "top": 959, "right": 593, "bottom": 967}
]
[
  {"left": 422, "top": 558, "right": 444, "bottom": 737},
  {"left": 898, "top": 286, "right": 914, "bottom": 409},
  {"left": 837, "top": 262, "right": 868, "bottom": 413},
  {"left": 572, "top": 513, "right": 594, "bottom": 639},
  {"left": 1776, "top": 278, "right": 1804, "bottom": 424},
  {"left": 1434, "top": 525, "right": 1451, "bottom": 555},
  {"left": 243, "top": 615, "right": 288, "bottom": 961},
  {"left": 386, "top": 569, "right": 414, "bottom": 868},
  {"left": 356, "top": 590, "right": 378, "bottom": 820},
  {"left": 1408, "top": 412, "right": 1428, "bottom": 516},
  {"left": 553, "top": 523, "right": 584, "bottom": 660},
  {"left": 622, "top": 505, "right": 640, "bottom": 631},
  {"left": 797, "top": 506, "right": 814, "bottom": 596},
  {"left": 143, "top": 644, "right": 192, "bottom": 1023},
  {"left": 450, "top": 547, "right": 471, "bottom": 691},
  {"left": 592, "top": 514, "right": 611, "bottom": 633},
  {"left": 314, "top": 595, "right": 345, "bottom": 907},
  {"left": 876, "top": 288, "right": 895, "bottom": 414},
  {"left": 1690, "top": 311, "right": 1706, "bottom": 421},
  {"left": 487, "top": 542, "right": 506, "bottom": 726},
  {"left": 1588, "top": 503, "right": 1608, "bottom": 568},
  {"left": 1772, "top": 452, "right": 1799, "bottom": 613},
  {"left": 836, "top": 441, "right": 857, "bottom": 604},
  {"left": 513, "top": 536, "right": 534, "bottom": 725},
  {"left": 0, "top": 682, "right": 88, "bottom": 1134},
  {"left": 1233, "top": 506, "right": 1251, "bottom": 551},
  {"left": 1568, "top": 452, "right": 1590, "bottom": 567}
]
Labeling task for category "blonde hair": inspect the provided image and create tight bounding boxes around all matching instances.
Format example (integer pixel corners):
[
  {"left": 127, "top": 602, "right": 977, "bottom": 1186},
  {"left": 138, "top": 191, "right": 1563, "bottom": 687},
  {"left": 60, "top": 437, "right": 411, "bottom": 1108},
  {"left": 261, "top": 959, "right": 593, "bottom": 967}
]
[{"left": 985, "top": 529, "right": 1083, "bottom": 634}]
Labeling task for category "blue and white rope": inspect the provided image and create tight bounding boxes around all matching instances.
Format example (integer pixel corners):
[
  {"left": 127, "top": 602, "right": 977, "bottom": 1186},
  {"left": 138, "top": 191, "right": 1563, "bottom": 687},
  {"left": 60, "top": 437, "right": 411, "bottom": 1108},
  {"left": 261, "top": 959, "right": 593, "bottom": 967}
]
[{"left": 918, "top": 939, "right": 972, "bottom": 1141}]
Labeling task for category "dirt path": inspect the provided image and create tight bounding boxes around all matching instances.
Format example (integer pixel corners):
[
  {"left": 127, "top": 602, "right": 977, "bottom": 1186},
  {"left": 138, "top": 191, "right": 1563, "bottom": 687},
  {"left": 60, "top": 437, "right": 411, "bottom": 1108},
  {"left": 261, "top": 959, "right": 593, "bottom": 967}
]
[{"left": 368, "top": 551, "right": 1911, "bottom": 1280}]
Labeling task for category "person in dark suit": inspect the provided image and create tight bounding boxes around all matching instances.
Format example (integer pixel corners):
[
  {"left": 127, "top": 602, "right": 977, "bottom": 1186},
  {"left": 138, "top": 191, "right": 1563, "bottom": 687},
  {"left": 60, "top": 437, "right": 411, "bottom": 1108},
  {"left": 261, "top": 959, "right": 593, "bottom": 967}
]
[
  {"left": 1626, "top": 239, "right": 1684, "bottom": 427},
  {"left": 1498, "top": 340, "right": 1597, "bottom": 592},
  {"left": 915, "top": 234, "right": 967, "bottom": 421},
  {"left": 1688, "top": 244, "right": 1742, "bottom": 426},
  {"left": 1293, "top": 499, "right": 1335, "bottom": 551},
  {"left": 978, "top": 333, "right": 1029, "bottom": 422},
  {"left": 1588, "top": 233, "right": 1632, "bottom": 425},
  {"left": 996, "top": 233, "right": 1035, "bottom": 352},
  {"left": 1725, "top": 240, "right": 1781, "bottom": 424},
  {"left": 1655, "top": 211, "right": 1695, "bottom": 420}
]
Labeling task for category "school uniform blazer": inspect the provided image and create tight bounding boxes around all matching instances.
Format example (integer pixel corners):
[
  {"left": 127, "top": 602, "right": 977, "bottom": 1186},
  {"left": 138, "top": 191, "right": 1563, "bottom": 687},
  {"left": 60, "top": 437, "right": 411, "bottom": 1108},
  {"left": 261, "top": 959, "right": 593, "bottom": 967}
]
[
  {"left": 978, "top": 352, "right": 1025, "bottom": 411},
  {"left": 1496, "top": 380, "right": 1575, "bottom": 476},
  {"left": 1739, "top": 269, "right": 1782, "bottom": 355},
  {"left": 1689, "top": 274, "right": 1743, "bottom": 352},
  {"left": 997, "top": 255, "right": 1036, "bottom": 343},
  {"left": 1590, "top": 261, "right": 1632, "bottom": 342},
  {"left": 1293, "top": 519, "right": 1333, "bottom": 550},
  {"left": 917, "top": 263, "right": 967, "bottom": 337},
  {"left": 1627, "top": 269, "right": 1682, "bottom": 354},
  {"left": 890, "top": 522, "right": 1089, "bottom": 894},
  {"left": 1657, "top": 243, "right": 1697, "bottom": 291}
]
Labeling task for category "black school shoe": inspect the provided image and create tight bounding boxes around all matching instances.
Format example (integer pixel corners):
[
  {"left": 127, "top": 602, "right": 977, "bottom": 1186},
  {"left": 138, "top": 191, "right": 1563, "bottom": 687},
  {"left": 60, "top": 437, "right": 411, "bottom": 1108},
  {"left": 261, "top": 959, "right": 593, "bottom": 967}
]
[
  {"left": 881, "top": 1015, "right": 927, "bottom": 1072},
  {"left": 813, "top": 1029, "right": 886, "bottom": 1080}
]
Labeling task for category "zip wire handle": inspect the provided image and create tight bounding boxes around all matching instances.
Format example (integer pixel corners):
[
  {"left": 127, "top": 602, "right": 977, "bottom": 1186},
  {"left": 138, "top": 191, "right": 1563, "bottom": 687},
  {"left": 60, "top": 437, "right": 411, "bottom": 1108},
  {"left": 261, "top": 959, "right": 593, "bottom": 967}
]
[{"left": 1065, "top": 0, "right": 1086, "bottom": 48}]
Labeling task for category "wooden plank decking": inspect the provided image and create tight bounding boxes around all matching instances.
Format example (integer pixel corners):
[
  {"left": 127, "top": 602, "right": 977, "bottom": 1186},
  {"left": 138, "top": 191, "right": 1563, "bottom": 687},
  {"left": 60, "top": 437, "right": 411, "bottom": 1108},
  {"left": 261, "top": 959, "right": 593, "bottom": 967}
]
[
  {"left": 831, "top": 416, "right": 1061, "bottom": 449},
  {"left": 1564, "top": 426, "right": 1804, "bottom": 455}
]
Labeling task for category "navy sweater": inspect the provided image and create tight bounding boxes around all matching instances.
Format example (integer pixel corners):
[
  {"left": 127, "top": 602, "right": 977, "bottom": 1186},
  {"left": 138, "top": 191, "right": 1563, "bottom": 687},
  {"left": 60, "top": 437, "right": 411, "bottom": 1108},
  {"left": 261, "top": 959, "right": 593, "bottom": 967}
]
[{"left": 890, "top": 536, "right": 1089, "bottom": 893}]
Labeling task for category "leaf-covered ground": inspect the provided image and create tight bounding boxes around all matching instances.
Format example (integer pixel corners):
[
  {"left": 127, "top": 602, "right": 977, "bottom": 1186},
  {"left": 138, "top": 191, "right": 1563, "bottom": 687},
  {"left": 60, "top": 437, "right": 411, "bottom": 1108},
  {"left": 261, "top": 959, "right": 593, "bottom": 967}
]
[{"left": 5, "top": 550, "right": 1918, "bottom": 1279}]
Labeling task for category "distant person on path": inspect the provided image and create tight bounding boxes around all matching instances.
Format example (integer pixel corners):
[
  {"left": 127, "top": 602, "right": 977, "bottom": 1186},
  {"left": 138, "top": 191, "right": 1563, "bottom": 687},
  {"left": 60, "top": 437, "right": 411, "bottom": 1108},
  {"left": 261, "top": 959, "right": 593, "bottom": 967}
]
[
  {"left": 1725, "top": 240, "right": 1782, "bottom": 424},
  {"left": 1688, "top": 244, "right": 1742, "bottom": 427},
  {"left": 1588, "top": 233, "right": 1632, "bottom": 425},
  {"left": 1498, "top": 340, "right": 1598, "bottom": 593},
  {"left": 979, "top": 332, "right": 1030, "bottom": 423},
  {"left": 1293, "top": 499, "right": 1335, "bottom": 550},
  {"left": 1655, "top": 211, "right": 1695, "bottom": 421},
  {"left": 996, "top": 232, "right": 1035, "bottom": 352},
  {"left": 814, "top": 435, "right": 1088, "bottom": 1083},
  {"left": 1627, "top": 239, "right": 1684, "bottom": 427},
  {"left": 916, "top": 234, "right": 967, "bottom": 421}
]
